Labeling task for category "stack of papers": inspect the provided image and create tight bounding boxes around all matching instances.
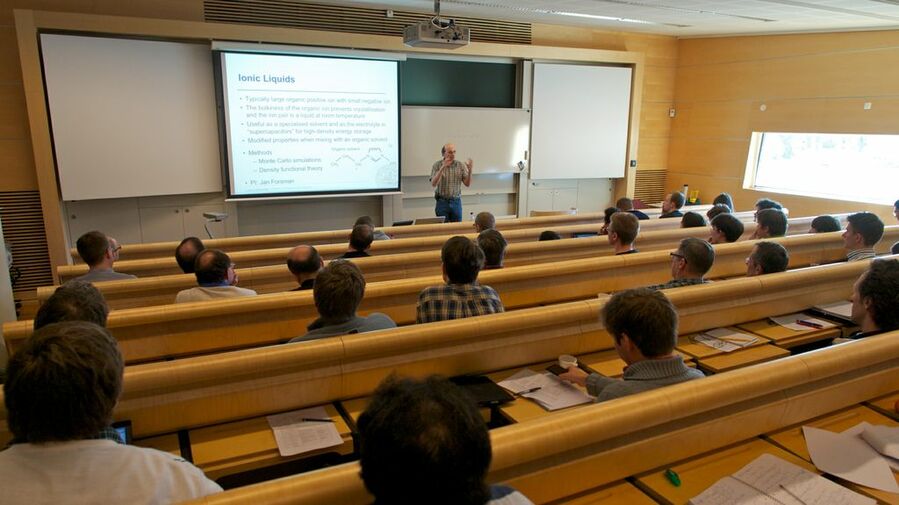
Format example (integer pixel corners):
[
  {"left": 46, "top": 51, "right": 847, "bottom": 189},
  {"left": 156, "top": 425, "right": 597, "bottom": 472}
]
[
  {"left": 813, "top": 301, "right": 853, "bottom": 321},
  {"left": 691, "top": 328, "right": 759, "bottom": 353},
  {"left": 496, "top": 369, "right": 593, "bottom": 411},
  {"left": 769, "top": 313, "right": 837, "bottom": 332},
  {"left": 804, "top": 422, "right": 899, "bottom": 493},
  {"left": 690, "top": 453, "right": 875, "bottom": 505},
  {"left": 266, "top": 406, "right": 343, "bottom": 457}
]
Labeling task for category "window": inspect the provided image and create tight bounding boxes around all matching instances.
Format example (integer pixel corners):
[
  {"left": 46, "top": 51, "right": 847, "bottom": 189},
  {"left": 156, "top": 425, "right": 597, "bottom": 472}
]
[{"left": 744, "top": 132, "right": 899, "bottom": 205}]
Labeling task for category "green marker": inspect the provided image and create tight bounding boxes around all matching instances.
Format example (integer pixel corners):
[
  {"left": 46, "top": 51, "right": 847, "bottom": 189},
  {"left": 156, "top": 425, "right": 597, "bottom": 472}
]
[{"left": 665, "top": 468, "right": 681, "bottom": 487}]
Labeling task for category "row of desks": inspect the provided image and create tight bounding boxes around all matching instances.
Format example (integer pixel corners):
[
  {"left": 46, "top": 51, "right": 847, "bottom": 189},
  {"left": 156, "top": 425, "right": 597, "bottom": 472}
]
[{"left": 127, "top": 313, "right": 854, "bottom": 488}]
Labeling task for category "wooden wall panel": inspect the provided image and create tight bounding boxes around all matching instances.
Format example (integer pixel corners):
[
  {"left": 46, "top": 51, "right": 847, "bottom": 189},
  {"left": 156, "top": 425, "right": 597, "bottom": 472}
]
[{"left": 669, "top": 30, "right": 899, "bottom": 219}]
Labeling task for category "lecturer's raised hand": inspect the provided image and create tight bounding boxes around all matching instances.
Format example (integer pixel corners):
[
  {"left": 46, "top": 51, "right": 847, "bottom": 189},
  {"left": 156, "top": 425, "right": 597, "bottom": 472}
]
[{"left": 466, "top": 158, "right": 474, "bottom": 173}]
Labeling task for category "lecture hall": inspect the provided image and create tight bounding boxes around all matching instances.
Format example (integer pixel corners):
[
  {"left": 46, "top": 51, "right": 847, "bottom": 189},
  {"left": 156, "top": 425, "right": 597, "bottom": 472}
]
[{"left": 1, "top": 1, "right": 899, "bottom": 504}]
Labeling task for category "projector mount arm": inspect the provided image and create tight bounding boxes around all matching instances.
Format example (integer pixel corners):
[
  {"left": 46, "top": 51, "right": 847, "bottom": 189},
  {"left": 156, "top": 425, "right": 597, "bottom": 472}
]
[{"left": 430, "top": 0, "right": 455, "bottom": 30}]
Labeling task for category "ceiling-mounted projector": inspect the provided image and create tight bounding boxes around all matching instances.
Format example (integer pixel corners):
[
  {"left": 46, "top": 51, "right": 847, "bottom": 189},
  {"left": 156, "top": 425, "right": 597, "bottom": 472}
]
[
  {"left": 404, "top": 0, "right": 470, "bottom": 49},
  {"left": 404, "top": 20, "right": 470, "bottom": 49}
]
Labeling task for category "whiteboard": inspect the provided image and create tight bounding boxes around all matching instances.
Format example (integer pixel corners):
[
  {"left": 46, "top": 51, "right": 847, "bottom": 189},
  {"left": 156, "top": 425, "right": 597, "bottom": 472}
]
[
  {"left": 41, "top": 34, "right": 222, "bottom": 201},
  {"left": 531, "top": 64, "right": 632, "bottom": 180},
  {"left": 401, "top": 107, "right": 530, "bottom": 176}
]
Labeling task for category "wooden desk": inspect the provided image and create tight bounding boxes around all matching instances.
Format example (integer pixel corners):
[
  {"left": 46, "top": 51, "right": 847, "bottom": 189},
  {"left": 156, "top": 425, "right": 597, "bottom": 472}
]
[
  {"left": 486, "top": 362, "right": 592, "bottom": 424},
  {"left": 736, "top": 318, "right": 842, "bottom": 349},
  {"left": 675, "top": 328, "right": 770, "bottom": 360},
  {"left": 766, "top": 405, "right": 899, "bottom": 504},
  {"left": 136, "top": 433, "right": 182, "bottom": 457},
  {"left": 866, "top": 392, "right": 899, "bottom": 421},
  {"left": 695, "top": 344, "right": 789, "bottom": 374},
  {"left": 579, "top": 349, "right": 695, "bottom": 379},
  {"left": 634, "top": 438, "right": 818, "bottom": 505},
  {"left": 553, "top": 481, "right": 656, "bottom": 504},
  {"left": 188, "top": 404, "right": 352, "bottom": 479}
]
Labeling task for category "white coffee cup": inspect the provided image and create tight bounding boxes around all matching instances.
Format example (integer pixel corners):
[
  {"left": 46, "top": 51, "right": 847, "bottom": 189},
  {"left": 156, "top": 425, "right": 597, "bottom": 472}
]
[{"left": 558, "top": 354, "right": 577, "bottom": 369}]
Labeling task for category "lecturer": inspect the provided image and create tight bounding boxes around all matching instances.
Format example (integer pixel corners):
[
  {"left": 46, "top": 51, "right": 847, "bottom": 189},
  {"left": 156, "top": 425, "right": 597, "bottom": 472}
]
[{"left": 430, "top": 143, "right": 473, "bottom": 222}]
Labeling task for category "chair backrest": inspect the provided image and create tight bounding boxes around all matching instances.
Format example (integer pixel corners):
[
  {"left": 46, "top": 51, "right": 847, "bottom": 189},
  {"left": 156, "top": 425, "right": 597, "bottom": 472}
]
[
  {"left": 530, "top": 209, "right": 577, "bottom": 217},
  {"left": 413, "top": 216, "right": 446, "bottom": 225}
]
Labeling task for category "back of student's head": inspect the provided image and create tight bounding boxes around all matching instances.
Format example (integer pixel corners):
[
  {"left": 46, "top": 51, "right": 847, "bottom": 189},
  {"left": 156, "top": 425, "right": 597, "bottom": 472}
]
[
  {"left": 710, "top": 213, "right": 744, "bottom": 243},
  {"left": 350, "top": 224, "right": 374, "bottom": 251},
  {"left": 539, "top": 230, "right": 562, "bottom": 241},
  {"left": 313, "top": 259, "right": 365, "bottom": 320},
  {"left": 713, "top": 193, "right": 734, "bottom": 211},
  {"left": 706, "top": 204, "right": 732, "bottom": 221},
  {"left": 755, "top": 198, "right": 783, "bottom": 212},
  {"left": 669, "top": 192, "right": 686, "bottom": 209},
  {"left": 810, "top": 215, "right": 842, "bottom": 233},
  {"left": 615, "top": 197, "right": 635, "bottom": 211},
  {"left": 681, "top": 211, "right": 707, "bottom": 228},
  {"left": 354, "top": 215, "right": 375, "bottom": 228},
  {"left": 859, "top": 259, "right": 899, "bottom": 332},
  {"left": 34, "top": 281, "right": 109, "bottom": 330},
  {"left": 76, "top": 231, "right": 110, "bottom": 267},
  {"left": 847, "top": 212, "right": 885, "bottom": 247},
  {"left": 476, "top": 229, "right": 506, "bottom": 267},
  {"left": 756, "top": 209, "right": 788, "bottom": 237},
  {"left": 5, "top": 321, "right": 123, "bottom": 443},
  {"left": 441, "top": 236, "right": 484, "bottom": 284},
  {"left": 609, "top": 212, "right": 639, "bottom": 245},
  {"left": 751, "top": 242, "right": 789, "bottom": 274},
  {"left": 175, "top": 236, "right": 205, "bottom": 274},
  {"left": 603, "top": 207, "right": 619, "bottom": 225},
  {"left": 287, "top": 245, "right": 322, "bottom": 276},
  {"left": 602, "top": 288, "right": 678, "bottom": 357},
  {"left": 194, "top": 249, "right": 231, "bottom": 285},
  {"left": 358, "top": 375, "right": 491, "bottom": 505},
  {"left": 679, "top": 237, "right": 715, "bottom": 276},
  {"left": 474, "top": 212, "right": 495, "bottom": 232}
]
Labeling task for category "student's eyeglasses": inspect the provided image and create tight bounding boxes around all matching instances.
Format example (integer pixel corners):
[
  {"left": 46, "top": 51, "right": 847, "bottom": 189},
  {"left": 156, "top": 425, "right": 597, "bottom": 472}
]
[
  {"left": 229, "top": 263, "right": 237, "bottom": 270},
  {"left": 670, "top": 252, "right": 686, "bottom": 264}
]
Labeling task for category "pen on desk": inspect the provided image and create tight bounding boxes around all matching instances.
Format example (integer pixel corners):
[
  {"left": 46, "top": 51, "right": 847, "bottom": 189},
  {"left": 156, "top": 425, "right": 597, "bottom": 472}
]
[
  {"left": 514, "top": 387, "right": 542, "bottom": 395},
  {"left": 796, "top": 319, "right": 824, "bottom": 329},
  {"left": 301, "top": 418, "right": 335, "bottom": 423}
]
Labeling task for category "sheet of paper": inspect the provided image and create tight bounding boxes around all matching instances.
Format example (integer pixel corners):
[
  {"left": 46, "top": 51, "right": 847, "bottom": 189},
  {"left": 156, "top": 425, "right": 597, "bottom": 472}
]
[
  {"left": 814, "top": 301, "right": 853, "bottom": 319},
  {"left": 861, "top": 424, "right": 899, "bottom": 460},
  {"left": 842, "top": 422, "right": 899, "bottom": 472},
  {"left": 497, "top": 369, "right": 593, "bottom": 411},
  {"left": 803, "top": 425, "right": 899, "bottom": 493},
  {"left": 267, "top": 406, "right": 343, "bottom": 457},
  {"left": 693, "top": 328, "right": 759, "bottom": 353},
  {"left": 689, "top": 476, "right": 781, "bottom": 505},
  {"left": 770, "top": 313, "right": 837, "bottom": 331}
]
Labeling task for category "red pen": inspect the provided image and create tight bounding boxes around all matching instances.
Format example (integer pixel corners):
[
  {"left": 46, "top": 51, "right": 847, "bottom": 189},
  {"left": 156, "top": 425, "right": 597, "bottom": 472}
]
[{"left": 796, "top": 319, "right": 824, "bottom": 329}]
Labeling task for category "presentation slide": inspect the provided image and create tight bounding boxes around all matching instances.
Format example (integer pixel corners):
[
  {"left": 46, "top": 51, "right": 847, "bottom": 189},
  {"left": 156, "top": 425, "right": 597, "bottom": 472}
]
[{"left": 219, "top": 51, "right": 400, "bottom": 198}]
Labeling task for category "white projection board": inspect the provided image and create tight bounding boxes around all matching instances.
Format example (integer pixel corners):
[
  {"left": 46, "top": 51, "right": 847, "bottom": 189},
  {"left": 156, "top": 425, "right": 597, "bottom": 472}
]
[
  {"left": 401, "top": 107, "right": 531, "bottom": 177},
  {"left": 40, "top": 34, "right": 222, "bottom": 201},
  {"left": 217, "top": 51, "right": 400, "bottom": 199},
  {"left": 530, "top": 63, "right": 632, "bottom": 180}
]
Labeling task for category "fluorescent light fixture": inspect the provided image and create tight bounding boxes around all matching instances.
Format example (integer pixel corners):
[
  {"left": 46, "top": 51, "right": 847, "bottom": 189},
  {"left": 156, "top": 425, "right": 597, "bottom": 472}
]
[{"left": 552, "top": 10, "right": 656, "bottom": 24}]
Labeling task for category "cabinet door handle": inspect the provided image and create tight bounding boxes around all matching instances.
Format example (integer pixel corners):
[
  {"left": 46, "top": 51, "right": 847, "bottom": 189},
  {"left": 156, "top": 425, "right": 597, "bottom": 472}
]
[
  {"left": 184, "top": 208, "right": 190, "bottom": 213},
  {"left": 175, "top": 209, "right": 179, "bottom": 214}
]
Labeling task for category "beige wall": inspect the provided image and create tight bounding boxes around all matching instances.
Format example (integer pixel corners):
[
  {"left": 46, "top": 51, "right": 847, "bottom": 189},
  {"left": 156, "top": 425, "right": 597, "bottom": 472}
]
[{"left": 669, "top": 30, "right": 899, "bottom": 219}]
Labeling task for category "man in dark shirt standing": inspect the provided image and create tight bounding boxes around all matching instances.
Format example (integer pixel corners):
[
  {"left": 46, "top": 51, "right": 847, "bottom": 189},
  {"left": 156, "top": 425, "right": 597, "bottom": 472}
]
[{"left": 430, "top": 143, "right": 473, "bottom": 223}]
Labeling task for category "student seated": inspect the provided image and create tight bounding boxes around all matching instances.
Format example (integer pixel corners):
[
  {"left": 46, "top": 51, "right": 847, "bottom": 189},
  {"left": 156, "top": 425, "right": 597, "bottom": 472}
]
[
  {"left": 659, "top": 191, "right": 685, "bottom": 219},
  {"left": 358, "top": 375, "right": 534, "bottom": 505},
  {"left": 599, "top": 207, "right": 618, "bottom": 235},
  {"left": 289, "top": 260, "right": 395, "bottom": 342},
  {"left": 646, "top": 238, "right": 715, "bottom": 290},
  {"left": 287, "top": 245, "right": 323, "bottom": 291},
  {"left": 843, "top": 212, "right": 884, "bottom": 262},
  {"left": 680, "top": 211, "right": 707, "bottom": 228},
  {"left": 474, "top": 211, "right": 496, "bottom": 233},
  {"left": 706, "top": 203, "right": 732, "bottom": 221},
  {"left": 746, "top": 241, "right": 789, "bottom": 276},
  {"left": 560, "top": 288, "right": 704, "bottom": 402},
  {"left": 892, "top": 200, "right": 899, "bottom": 255},
  {"left": 477, "top": 229, "right": 507, "bottom": 269},
  {"left": 0, "top": 321, "right": 222, "bottom": 504},
  {"left": 341, "top": 224, "right": 375, "bottom": 259},
  {"left": 175, "top": 236, "right": 205, "bottom": 274},
  {"left": 71, "top": 231, "right": 136, "bottom": 283},
  {"left": 616, "top": 197, "right": 649, "bottom": 220},
  {"left": 608, "top": 212, "right": 639, "bottom": 255},
  {"left": 355, "top": 216, "right": 391, "bottom": 241},
  {"left": 538, "top": 230, "right": 562, "bottom": 241},
  {"left": 708, "top": 213, "right": 745, "bottom": 244},
  {"left": 754, "top": 198, "right": 783, "bottom": 220},
  {"left": 712, "top": 192, "right": 735, "bottom": 212},
  {"left": 751, "top": 208, "right": 788, "bottom": 239},
  {"left": 810, "top": 215, "right": 841, "bottom": 233},
  {"left": 847, "top": 259, "right": 899, "bottom": 339},
  {"left": 33, "top": 281, "right": 108, "bottom": 330},
  {"left": 175, "top": 249, "right": 257, "bottom": 303},
  {"left": 416, "top": 236, "right": 504, "bottom": 323}
]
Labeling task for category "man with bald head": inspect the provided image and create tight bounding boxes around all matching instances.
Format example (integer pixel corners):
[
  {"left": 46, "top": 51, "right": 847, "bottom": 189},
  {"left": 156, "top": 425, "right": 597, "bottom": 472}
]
[
  {"left": 430, "top": 142, "right": 474, "bottom": 222},
  {"left": 287, "top": 245, "right": 323, "bottom": 291}
]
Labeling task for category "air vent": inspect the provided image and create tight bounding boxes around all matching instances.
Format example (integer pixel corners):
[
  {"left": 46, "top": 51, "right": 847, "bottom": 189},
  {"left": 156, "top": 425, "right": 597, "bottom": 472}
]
[
  {"left": 634, "top": 169, "right": 667, "bottom": 206},
  {"left": 204, "top": 0, "right": 531, "bottom": 45},
  {"left": 0, "top": 191, "right": 53, "bottom": 293}
]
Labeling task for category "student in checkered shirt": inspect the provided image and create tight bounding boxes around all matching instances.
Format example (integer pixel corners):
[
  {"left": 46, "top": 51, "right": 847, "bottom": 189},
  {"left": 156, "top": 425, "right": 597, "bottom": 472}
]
[{"left": 416, "top": 236, "right": 504, "bottom": 323}]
